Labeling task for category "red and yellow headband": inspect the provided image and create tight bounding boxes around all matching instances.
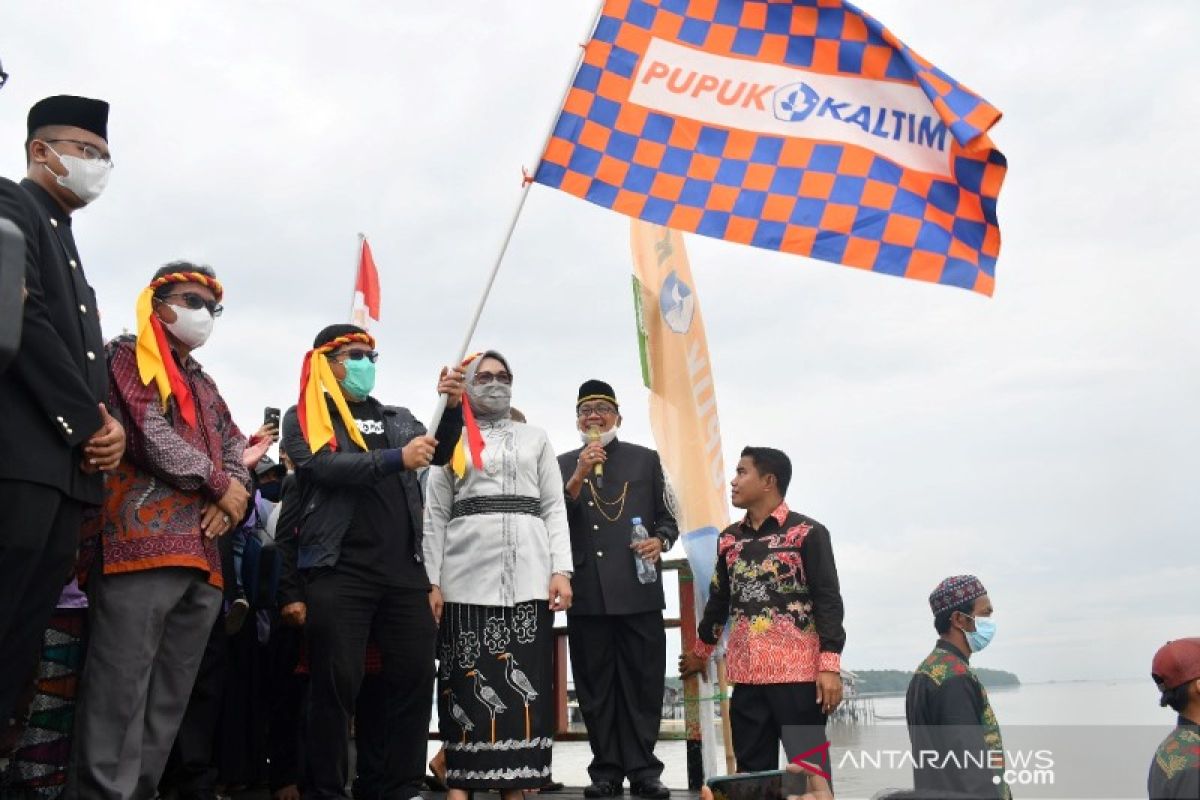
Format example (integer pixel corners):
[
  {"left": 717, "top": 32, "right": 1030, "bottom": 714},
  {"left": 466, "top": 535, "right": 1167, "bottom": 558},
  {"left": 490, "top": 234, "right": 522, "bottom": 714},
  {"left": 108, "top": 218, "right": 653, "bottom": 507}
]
[
  {"left": 148, "top": 271, "right": 224, "bottom": 301},
  {"left": 134, "top": 271, "right": 224, "bottom": 427},
  {"left": 297, "top": 332, "right": 378, "bottom": 453}
]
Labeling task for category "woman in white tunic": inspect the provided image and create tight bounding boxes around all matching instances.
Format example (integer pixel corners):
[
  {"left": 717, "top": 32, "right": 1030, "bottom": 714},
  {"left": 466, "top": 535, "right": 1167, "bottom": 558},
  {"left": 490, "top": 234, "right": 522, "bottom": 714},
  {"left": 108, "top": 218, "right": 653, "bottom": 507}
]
[{"left": 424, "top": 351, "right": 574, "bottom": 800}]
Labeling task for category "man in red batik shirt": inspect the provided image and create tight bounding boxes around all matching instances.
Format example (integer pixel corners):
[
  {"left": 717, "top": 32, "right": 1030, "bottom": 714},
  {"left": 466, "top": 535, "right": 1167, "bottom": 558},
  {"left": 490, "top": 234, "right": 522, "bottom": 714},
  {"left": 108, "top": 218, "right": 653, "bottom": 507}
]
[
  {"left": 69, "top": 261, "right": 251, "bottom": 800},
  {"left": 680, "top": 446, "right": 845, "bottom": 779}
]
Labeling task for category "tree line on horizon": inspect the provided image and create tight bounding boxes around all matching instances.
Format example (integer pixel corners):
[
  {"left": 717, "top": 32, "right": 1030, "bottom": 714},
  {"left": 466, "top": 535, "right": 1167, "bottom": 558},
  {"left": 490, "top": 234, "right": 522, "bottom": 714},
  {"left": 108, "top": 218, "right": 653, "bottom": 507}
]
[{"left": 851, "top": 668, "right": 1020, "bottom": 694}]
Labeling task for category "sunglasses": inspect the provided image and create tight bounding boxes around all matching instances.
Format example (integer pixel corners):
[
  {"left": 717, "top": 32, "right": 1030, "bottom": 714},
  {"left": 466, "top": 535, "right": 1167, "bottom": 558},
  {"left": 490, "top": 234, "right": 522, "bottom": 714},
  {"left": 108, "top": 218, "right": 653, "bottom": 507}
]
[
  {"left": 159, "top": 292, "right": 223, "bottom": 317},
  {"left": 334, "top": 350, "right": 380, "bottom": 364},
  {"left": 473, "top": 370, "right": 512, "bottom": 386}
]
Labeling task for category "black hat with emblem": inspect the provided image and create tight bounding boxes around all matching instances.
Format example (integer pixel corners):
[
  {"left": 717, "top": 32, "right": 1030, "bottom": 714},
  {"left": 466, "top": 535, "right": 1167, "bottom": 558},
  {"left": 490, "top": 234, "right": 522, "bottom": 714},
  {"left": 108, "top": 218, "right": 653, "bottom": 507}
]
[{"left": 577, "top": 379, "right": 618, "bottom": 410}]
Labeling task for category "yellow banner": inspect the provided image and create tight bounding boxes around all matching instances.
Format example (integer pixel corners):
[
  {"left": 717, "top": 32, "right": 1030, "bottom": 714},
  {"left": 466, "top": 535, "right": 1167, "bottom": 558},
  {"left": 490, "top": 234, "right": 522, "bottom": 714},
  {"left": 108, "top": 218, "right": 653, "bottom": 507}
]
[{"left": 629, "top": 221, "right": 728, "bottom": 583}]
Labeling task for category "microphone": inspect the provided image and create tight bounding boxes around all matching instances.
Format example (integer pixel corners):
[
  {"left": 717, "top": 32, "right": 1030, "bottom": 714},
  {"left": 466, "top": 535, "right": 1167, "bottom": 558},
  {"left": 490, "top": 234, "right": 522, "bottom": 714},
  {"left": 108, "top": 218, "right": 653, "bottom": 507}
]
[{"left": 587, "top": 426, "right": 604, "bottom": 489}]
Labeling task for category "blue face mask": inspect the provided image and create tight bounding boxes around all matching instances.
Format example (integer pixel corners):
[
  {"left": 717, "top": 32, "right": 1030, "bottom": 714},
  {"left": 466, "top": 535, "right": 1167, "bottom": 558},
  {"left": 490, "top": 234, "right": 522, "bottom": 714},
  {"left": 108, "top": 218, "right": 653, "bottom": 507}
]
[
  {"left": 963, "top": 615, "right": 996, "bottom": 653},
  {"left": 340, "top": 359, "right": 376, "bottom": 400}
]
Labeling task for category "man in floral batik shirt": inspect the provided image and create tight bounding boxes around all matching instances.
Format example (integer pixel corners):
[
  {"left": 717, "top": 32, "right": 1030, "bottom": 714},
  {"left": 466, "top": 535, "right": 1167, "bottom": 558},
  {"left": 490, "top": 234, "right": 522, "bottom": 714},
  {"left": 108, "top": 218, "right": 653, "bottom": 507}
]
[
  {"left": 1148, "top": 637, "right": 1200, "bottom": 799},
  {"left": 905, "top": 574, "right": 1009, "bottom": 800},
  {"left": 680, "top": 446, "right": 845, "bottom": 778}
]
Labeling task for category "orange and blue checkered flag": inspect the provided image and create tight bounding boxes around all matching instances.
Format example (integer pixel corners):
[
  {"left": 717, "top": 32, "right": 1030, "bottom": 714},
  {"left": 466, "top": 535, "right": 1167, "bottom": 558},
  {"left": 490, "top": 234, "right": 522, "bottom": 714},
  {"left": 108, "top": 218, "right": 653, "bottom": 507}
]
[{"left": 535, "top": 0, "right": 1006, "bottom": 295}]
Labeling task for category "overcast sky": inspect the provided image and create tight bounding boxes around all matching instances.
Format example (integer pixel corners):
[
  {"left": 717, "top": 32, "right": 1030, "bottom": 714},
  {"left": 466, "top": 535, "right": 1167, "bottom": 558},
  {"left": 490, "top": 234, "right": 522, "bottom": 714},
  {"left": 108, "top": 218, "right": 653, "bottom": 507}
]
[{"left": 2, "top": 1, "right": 1196, "bottom": 685}]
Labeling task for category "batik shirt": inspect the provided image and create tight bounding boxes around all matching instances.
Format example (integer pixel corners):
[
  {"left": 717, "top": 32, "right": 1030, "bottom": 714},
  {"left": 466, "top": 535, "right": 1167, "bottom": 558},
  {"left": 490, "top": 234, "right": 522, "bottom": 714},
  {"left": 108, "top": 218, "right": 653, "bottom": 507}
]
[
  {"left": 690, "top": 502, "right": 845, "bottom": 683},
  {"left": 82, "top": 336, "right": 250, "bottom": 589},
  {"left": 1149, "top": 715, "right": 1200, "bottom": 799},
  {"left": 906, "top": 640, "right": 1011, "bottom": 800}
]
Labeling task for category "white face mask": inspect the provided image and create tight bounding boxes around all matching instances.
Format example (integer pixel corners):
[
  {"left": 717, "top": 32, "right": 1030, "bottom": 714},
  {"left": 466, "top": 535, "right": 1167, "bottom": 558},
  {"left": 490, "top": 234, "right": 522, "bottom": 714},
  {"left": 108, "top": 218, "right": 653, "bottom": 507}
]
[
  {"left": 44, "top": 144, "right": 111, "bottom": 204},
  {"left": 579, "top": 425, "right": 619, "bottom": 446},
  {"left": 163, "top": 305, "right": 214, "bottom": 350}
]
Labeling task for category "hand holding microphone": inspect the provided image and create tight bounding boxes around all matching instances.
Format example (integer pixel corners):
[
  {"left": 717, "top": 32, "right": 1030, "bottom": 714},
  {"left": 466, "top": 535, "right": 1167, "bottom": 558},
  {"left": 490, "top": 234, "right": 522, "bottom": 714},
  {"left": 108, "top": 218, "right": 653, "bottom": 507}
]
[{"left": 586, "top": 426, "right": 605, "bottom": 489}]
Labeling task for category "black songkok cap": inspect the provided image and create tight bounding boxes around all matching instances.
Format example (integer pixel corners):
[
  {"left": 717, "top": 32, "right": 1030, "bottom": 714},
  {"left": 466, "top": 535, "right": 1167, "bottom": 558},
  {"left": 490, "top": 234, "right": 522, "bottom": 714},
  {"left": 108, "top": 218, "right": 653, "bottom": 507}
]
[
  {"left": 313, "top": 323, "right": 370, "bottom": 350},
  {"left": 577, "top": 379, "right": 618, "bottom": 409},
  {"left": 27, "top": 95, "right": 109, "bottom": 141}
]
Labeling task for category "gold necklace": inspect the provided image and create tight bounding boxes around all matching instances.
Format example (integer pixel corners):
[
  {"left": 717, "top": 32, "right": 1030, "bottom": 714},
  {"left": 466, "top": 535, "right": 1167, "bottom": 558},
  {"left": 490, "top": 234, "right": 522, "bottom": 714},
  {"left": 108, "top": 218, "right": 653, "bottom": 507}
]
[{"left": 588, "top": 480, "right": 630, "bottom": 523}]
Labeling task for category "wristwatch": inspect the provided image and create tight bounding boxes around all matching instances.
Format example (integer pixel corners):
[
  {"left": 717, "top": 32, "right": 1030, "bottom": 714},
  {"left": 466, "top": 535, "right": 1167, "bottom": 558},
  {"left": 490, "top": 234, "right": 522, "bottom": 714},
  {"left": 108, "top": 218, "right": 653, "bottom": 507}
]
[{"left": 553, "top": 570, "right": 573, "bottom": 579}]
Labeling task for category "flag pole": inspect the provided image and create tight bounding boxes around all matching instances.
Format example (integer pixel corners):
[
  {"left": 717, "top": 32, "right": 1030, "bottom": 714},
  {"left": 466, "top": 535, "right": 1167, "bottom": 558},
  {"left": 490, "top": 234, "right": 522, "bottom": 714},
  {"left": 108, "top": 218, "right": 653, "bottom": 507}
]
[
  {"left": 348, "top": 232, "right": 366, "bottom": 325},
  {"left": 427, "top": 0, "right": 607, "bottom": 432}
]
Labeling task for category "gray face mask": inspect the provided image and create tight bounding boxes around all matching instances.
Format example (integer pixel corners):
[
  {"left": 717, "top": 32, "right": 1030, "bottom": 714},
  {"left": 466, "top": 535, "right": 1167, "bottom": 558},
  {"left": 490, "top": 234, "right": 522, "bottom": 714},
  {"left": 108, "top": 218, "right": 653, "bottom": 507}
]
[{"left": 469, "top": 383, "right": 512, "bottom": 421}]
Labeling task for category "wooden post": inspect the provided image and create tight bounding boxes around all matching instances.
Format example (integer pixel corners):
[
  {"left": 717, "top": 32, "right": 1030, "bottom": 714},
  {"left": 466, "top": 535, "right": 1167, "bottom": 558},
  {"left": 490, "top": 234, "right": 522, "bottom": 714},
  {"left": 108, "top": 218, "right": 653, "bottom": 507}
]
[
  {"left": 678, "top": 565, "right": 705, "bottom": 791},
  {"left": 554, "top": 631, "right": 569, "bottom": 736},
  {"left": 717, "top": 657, "right": 735, "bottom": 773}
]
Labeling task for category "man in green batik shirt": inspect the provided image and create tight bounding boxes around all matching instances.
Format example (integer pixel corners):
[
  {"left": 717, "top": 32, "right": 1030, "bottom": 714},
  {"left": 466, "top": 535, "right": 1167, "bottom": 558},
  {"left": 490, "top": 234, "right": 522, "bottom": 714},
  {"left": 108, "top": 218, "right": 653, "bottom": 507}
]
[
  {"left": 905, "top": 574, "right": 1009, "bottom": 800},
  {"left": 1148, "top": 637, "right": 1200, "bottom": 799}
]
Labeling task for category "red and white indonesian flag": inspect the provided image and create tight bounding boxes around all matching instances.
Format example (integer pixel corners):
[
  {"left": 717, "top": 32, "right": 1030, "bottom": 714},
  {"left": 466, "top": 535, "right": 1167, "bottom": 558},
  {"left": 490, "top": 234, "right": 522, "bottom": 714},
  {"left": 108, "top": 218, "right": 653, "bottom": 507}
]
[{"left": 350, "top": 236, "right": 381, "bottom": 329}]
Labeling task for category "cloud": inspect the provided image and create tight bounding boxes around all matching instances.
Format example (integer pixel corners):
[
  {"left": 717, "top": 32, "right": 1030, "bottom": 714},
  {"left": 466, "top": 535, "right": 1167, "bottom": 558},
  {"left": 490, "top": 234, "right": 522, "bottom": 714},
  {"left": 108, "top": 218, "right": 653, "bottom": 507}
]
[{"left": 2, "top": 1, "right": 1196, "bottom": 684}]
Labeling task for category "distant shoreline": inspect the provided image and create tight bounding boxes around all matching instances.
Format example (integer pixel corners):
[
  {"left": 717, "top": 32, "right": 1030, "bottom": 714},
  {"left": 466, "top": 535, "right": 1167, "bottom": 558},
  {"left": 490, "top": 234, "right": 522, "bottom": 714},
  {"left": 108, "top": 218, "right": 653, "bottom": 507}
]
[{"left": 854, "top": 676, "right": 1145, "bottom": 698}]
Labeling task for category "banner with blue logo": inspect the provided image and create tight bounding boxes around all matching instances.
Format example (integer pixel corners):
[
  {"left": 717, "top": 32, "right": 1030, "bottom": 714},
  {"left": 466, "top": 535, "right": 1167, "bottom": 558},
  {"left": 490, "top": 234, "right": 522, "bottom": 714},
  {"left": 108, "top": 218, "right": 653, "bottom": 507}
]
[{"left": 537, "top": 0, "right": 1007, "bottom": 295}]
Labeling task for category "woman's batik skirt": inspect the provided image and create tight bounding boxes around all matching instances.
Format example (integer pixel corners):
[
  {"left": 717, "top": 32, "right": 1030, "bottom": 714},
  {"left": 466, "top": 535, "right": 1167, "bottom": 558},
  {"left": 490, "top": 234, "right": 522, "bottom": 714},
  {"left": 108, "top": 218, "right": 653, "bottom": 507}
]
[{"left": 437, "top": 601, "right": 554, "bottom": 790}]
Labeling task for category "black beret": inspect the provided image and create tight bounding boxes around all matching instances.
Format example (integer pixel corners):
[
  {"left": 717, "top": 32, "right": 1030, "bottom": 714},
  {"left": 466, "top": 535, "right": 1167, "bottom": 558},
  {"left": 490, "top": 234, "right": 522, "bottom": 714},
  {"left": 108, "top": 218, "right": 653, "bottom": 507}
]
[{"left": 27, "top": 95, "right": 109, "bottom": 141}]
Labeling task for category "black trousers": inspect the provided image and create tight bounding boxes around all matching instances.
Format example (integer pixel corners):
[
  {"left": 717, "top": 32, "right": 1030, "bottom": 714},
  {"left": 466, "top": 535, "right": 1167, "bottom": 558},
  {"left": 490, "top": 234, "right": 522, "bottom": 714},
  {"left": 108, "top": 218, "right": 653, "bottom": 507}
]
[
  {"left": 0, "top": 480, "right": 82, "bottom": 730},
  {"left": 304, "top": 570, "right": 435, "bottom": 800},
  {"left": 352, "top": 674, "right": 388, "bottom": 800},
  {"left": 567, "top": 611, "right": 666, "bottom": 784},
  {"left": 265, "top": 621, "right": 307, "bottom": 793},
  {"left": 730, "top": 682, "right": 829, "bottom": 775}
]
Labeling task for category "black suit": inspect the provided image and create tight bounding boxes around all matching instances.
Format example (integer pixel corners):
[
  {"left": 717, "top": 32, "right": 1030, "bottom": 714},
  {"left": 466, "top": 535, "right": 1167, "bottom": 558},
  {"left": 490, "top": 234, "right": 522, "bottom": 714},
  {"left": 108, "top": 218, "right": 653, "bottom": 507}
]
[
  {"left": 558, "top": 439, "right": 679, "bottom": 786},
  {"left": 0, "top": 178, "right": 108, "bottom": 726}
]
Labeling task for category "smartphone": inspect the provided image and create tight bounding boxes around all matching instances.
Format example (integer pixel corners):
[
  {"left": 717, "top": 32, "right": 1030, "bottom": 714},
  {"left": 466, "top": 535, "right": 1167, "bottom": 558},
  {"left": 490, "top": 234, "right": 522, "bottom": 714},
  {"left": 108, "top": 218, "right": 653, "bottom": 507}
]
[
  {"left": 264, "top": 406, "right": 281, "bottom": 429},
  {"left": 706, "top": 770, "right": 787, "bottom": 800}
]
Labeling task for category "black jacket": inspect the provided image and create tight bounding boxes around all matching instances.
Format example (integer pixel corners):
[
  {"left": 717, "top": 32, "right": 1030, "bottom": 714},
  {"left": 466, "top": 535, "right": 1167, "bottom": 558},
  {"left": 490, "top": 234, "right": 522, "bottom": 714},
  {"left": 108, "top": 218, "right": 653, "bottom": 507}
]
[
  {"left": 276, "top": 397, "right": 461, "bottom": 606},
  {"left": 558, "top": 438, "right": 679, "bottom": 615},
  {"left": 0, "top": 178, "right": 107, "bottom": 505}
]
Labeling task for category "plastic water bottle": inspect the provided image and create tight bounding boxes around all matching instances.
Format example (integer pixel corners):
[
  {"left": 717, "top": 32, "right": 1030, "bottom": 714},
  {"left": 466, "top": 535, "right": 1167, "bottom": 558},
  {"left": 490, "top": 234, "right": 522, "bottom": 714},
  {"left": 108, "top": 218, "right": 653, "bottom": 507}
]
[{"left": 631, "top": 517, "right": 657, "bottom": 584}]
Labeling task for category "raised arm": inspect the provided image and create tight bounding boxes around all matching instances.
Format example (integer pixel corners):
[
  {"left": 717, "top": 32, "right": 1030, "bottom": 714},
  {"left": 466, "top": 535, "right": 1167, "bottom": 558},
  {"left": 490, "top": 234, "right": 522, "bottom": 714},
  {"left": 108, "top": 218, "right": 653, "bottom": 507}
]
[
  {"left": 427, "top": 404, "right": 463, "bottom": 466},
  {"left": 281, "top": 405, "right": 403, "bottom": 487}
]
